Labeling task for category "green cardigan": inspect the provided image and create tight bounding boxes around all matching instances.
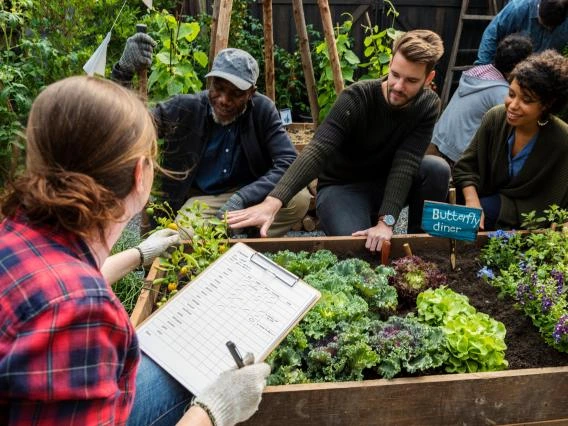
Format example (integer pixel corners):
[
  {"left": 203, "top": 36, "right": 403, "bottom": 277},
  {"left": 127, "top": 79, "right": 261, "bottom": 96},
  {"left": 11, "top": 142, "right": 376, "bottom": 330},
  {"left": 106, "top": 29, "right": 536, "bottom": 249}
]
[{"left": 453, "top": 105, "right": 568, "bottom": 228}]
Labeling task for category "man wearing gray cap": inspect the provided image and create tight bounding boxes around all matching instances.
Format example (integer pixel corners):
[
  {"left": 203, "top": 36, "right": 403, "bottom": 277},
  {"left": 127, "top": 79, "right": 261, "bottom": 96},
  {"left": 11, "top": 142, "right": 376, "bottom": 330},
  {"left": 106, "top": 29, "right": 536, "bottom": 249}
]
[{"left": 112, "top": 37, "right": 310, "bottom": 236}]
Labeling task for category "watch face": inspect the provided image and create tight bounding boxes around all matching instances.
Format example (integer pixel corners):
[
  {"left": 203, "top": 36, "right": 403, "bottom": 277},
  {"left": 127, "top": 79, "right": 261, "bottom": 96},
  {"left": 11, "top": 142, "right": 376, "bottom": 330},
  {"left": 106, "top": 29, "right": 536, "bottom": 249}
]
[{"left": 382, "top": 215, "right": 396, "bottom": 226}]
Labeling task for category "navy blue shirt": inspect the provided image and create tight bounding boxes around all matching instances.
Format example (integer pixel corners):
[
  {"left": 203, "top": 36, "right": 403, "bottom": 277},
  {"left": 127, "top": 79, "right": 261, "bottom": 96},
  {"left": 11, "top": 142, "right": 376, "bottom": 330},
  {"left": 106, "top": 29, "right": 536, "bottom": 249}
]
[{"left": 193, "top": 115, "right": 256, "bottom": 194}]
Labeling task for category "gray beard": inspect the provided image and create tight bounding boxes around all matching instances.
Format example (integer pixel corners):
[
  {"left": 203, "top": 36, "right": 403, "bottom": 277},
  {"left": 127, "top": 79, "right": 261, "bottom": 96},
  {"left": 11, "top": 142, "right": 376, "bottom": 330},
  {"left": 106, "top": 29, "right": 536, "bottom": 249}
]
[{"left": 210, "top": 104, "right": 248, "bottom": 126}]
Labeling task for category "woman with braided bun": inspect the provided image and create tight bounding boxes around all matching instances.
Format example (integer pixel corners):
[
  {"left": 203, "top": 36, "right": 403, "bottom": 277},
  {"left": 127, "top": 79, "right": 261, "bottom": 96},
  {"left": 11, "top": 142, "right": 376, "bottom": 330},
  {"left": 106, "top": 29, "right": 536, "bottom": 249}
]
[
  {"left": 454, "top": 50, "right": 568, "bottom": 230},
  {"left": 0, "top": 76, "right": 269, "bottom": 426}
]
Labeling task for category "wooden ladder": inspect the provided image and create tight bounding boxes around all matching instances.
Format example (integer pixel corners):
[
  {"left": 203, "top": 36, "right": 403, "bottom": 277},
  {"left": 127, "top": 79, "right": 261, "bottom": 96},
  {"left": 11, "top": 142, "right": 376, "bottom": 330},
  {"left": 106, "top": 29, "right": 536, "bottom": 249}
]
[{"left": 440, "top": 0, "right": 499, "bottom": 108}]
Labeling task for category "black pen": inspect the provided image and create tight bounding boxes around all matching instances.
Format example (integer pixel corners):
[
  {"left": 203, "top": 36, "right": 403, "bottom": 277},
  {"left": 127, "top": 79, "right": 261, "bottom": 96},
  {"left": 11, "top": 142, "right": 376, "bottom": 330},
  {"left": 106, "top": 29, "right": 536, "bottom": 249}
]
[{"left": 226, "top": 340, "right": 245, "bottom": 368}]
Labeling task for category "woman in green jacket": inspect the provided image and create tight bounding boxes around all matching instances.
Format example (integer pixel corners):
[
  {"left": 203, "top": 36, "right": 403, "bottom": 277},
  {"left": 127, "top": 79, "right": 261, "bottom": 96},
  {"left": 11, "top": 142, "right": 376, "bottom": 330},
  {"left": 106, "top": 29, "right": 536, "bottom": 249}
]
[{"left": 453, "top": 50, "right": 568, "bottom": 230}]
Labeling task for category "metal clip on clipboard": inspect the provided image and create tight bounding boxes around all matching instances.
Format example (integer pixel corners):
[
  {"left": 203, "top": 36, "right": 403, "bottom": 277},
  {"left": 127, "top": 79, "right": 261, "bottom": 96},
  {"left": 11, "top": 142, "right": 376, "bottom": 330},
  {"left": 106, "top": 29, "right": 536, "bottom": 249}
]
[{"left": 250, "top": 252, "right": 299, "bottom": 287}]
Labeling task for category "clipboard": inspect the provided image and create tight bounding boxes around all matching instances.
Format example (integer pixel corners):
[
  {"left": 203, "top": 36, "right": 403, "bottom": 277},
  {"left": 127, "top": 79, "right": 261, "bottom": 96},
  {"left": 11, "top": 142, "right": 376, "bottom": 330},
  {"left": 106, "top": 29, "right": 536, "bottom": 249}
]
[{"left": 136, "top": 242, "right": 321, "bottom": 395}]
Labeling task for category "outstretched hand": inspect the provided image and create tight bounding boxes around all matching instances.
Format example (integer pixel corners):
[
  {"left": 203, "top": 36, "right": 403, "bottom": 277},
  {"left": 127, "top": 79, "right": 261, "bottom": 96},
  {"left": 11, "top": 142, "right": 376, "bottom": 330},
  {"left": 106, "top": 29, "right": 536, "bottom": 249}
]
[
  {"left": 352, "top": 222, "right": 393, "bottom": 252},
  {"left": 226, "top": 196, "right": 283, "bottom": 237},
  {"left": 137, "top": 228, "right": 181, "bottom": 266}
]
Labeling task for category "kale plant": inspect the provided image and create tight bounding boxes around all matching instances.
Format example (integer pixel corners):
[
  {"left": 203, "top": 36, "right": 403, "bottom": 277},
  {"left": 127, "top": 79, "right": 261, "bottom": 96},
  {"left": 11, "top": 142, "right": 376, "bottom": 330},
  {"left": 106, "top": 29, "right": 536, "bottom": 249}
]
[
  {"left": 368, "top": 315, "right": 447, "bottom": 379},
  {"left": 267, "top": 249, "right": 337, "bottom": 278}
]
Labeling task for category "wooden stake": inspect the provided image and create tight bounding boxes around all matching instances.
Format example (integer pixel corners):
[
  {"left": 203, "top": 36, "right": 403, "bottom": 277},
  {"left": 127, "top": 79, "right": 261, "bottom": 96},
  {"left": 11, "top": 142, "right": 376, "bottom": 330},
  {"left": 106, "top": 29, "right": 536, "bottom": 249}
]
[
  {"left": 292, "top": 0, "right": 320, "bottom": 123},
  {"left": 262, "top": 0, "right": 275, "bottom": 100},
  {"left": 403, "top": 243, "right": 412, "bottom": 257},
  {"left": 208, "top": 0, "right": 221, "bottom": 70},
  {"left": 317, "top": 0, "right": 344, "bottom": 95},
  {"left": 381, "top": 240, "right": 391, "bottom": 265},
  {"left": 136, "top": 24, "right": 149, "bottom": 103},
  {"left": 211, "top": 0, "right": 232, "bottom": 64},
  {"left": 449, "top": 187, "right": 457, "bottom": 270}
]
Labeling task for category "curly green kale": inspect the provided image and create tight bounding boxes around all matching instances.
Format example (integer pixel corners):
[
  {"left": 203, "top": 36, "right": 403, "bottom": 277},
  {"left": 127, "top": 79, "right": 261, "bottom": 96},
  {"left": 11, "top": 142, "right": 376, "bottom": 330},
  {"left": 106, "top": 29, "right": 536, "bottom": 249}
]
[
  {"left": 306, "top": 320, "right": 379, "bottom": 382},
  {"left": 267, "top": 249, "right": 337, "bottom": 278},
  {"left": 368, "top": 315, "right": 447, "bottom": 379},
  {"left": 332, "top": 258, "right": 398, "bottom": 315}
]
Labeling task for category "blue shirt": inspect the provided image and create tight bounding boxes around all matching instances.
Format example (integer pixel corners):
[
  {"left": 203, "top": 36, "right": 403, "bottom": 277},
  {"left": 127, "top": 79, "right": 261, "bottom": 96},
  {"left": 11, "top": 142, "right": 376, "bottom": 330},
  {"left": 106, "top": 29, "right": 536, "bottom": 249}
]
[
  {"left": 476, "top": 0, "right": 568, "bottom": 64},
  {"left": 507, "top": 131, "right": 538, "bottom": 177},
  {"left": 193, "top": 116, "right": 255, "bottom": 195}
]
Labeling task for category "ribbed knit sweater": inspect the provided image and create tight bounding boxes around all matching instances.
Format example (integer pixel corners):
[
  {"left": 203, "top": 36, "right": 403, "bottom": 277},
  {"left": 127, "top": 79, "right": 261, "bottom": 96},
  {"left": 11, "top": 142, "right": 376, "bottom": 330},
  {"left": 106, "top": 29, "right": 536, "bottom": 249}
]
[
  {"left": 269, "top": 79, "right": 440, "bottom": 220},
  {"left": 453, "top": 105, "right": 568, "bottom": 228}
]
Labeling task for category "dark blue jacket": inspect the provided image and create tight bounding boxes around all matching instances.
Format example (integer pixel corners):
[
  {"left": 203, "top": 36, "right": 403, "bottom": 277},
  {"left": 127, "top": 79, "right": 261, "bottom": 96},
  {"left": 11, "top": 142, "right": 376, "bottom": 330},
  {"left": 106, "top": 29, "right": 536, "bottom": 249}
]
[{"left": 152, "top": 91, "right": 297, "bottom": 212}]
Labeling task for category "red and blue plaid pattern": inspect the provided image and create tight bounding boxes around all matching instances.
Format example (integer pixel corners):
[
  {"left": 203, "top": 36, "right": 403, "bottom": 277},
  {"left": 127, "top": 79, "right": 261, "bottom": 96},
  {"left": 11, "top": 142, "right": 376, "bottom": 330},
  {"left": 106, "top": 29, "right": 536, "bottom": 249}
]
[{"left": 0, "top": 215, "right": 140, "bottom": 425}]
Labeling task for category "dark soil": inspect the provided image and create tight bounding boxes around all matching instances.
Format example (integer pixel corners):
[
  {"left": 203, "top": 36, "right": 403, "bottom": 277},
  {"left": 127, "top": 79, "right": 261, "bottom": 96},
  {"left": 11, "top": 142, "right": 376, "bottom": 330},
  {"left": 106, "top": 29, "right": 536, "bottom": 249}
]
[{"left": 413, "top": 245, "right": 568, "bottom": 370}]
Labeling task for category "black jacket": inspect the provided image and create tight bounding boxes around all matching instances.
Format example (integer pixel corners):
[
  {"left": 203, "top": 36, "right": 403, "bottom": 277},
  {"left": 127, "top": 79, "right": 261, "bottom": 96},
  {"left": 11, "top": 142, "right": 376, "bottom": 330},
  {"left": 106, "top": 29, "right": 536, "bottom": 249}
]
[
  {"left": 153, "top": 92, "right": 297, "bottom": 212},
  {"left": 111, "top": 64, "right": 296, "bottom": 212}
]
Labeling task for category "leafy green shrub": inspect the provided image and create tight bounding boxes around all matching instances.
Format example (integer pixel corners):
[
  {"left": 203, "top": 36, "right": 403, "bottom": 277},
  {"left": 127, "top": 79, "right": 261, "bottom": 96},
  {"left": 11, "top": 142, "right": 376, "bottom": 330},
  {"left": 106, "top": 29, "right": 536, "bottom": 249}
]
[
  {"left": 358, "top": 1, "right": 400, "bottom": 80},
  {"left": 145, "top": 10, "right": 209, "bottom": 99},
  {"left": 0, "top": 0, "right": 142, "bottom": 185},
  {"left": 314, "top": 16, "right": 360, "bottom": 122},
  {"left": 417, "top": 287, "right": 508, "bottom": 373}
]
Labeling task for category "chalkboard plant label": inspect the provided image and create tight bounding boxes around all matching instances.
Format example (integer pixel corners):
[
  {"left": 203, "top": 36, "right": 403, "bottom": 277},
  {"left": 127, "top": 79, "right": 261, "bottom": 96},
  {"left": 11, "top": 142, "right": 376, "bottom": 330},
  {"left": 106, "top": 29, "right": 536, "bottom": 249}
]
[{"left": 421, "top": 201, "right": 482, "bottom": 242}]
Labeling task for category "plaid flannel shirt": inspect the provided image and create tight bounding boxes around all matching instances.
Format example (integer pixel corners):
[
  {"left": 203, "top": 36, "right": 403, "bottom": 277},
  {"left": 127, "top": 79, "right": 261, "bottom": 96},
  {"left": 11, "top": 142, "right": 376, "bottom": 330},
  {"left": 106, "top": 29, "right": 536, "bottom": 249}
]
[{"left": 0, "top": 215, "right": 140, "bottom": 425}]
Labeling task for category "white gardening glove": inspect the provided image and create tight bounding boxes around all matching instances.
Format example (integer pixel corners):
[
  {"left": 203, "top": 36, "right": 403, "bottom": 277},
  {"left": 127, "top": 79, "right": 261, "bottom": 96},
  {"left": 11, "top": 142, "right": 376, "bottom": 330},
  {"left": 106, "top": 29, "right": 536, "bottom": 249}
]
[
  {"left": 136, "top": 229, "right": 181, "bottom": 266},
  {"left": 194, "top": 354, "right": 270, "bottom": 426}
]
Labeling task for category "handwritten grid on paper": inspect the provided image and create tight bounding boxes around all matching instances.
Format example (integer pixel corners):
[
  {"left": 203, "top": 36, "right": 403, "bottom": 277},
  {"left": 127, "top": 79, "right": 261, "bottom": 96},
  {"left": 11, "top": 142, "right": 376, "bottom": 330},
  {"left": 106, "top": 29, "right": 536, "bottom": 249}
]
[{"left": 137, "top": 243, "right": 320, "bottom": 395}]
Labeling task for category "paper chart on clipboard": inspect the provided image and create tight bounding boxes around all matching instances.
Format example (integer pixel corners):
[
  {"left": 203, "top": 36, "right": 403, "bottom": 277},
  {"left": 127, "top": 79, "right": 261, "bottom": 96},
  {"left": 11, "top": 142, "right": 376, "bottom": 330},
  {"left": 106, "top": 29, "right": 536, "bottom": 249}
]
[{"left": 136, "top": 242, "right": 321, "bottom": 395}]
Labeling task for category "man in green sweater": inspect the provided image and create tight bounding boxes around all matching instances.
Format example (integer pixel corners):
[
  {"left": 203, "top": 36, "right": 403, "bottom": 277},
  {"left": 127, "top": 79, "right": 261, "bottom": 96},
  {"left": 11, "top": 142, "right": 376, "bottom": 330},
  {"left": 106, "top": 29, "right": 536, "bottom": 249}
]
[{"left": 227, "top": 30, "right": 451, "bottom": 251}]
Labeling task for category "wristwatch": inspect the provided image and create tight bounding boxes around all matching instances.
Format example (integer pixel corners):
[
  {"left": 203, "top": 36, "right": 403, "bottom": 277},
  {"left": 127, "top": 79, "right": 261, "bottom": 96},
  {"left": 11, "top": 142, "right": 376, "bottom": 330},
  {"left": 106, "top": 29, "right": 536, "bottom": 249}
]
[{"left": 379, "top": 214, "right": 396, "bottom": 227}]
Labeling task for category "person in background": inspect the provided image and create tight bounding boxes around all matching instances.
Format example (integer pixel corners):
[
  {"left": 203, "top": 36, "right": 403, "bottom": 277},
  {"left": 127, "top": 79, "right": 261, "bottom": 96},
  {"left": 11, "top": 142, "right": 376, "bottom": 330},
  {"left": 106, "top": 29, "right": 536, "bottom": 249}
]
[
  {"left": 453, "top": 50, "right": 568, "bottom": 230},
  {"left": 429, "top": 34, "right": 533, "bottom": 166},
  {"left": 226, "top": 30, "right": 451, "bottom": 252},
  {"left": 0, "top": 76, "right": 269, "bottom": 426},
  {"left": 112, "top": 39, "right": 311, "bottom": 237},
  {"left": 475, "top": 0, "right": 567, "bottom": 65}
]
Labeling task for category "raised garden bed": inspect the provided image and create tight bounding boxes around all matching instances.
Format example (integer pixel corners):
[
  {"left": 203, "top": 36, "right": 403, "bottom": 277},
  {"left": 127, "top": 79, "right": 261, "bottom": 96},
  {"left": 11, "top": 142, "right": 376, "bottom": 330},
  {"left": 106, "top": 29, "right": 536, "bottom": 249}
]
[
  {"left": 131, "top": 234, "right": 568, "bottom": 425},
  {"left": 286, "top": 122, "right": 315, "bottom": 152}
]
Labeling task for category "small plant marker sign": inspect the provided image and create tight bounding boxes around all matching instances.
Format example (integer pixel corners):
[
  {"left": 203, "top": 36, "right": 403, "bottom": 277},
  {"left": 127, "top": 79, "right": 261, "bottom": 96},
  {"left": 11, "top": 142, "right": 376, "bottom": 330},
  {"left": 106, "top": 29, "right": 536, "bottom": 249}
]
[{"left": 421, "top": 201, "right": 482, "bottom": 242}]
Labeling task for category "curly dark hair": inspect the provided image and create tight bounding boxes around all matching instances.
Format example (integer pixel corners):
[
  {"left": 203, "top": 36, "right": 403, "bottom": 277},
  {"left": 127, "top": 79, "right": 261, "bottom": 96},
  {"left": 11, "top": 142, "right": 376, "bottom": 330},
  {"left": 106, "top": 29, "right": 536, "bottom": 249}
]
[
  {"left": 509, "top": 49, "right": 568, "bottom": 115},
  {"left": 538, "top": 0, "right": 567, "bottom": 29},
  {"left": 494, "top": 33, "right": 533, "bottom": 77}
]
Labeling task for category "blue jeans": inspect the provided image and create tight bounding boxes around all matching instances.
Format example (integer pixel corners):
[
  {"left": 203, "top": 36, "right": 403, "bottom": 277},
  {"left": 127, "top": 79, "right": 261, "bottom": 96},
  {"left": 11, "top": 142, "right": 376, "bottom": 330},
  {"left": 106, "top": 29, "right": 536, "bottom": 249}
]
[
  {"left": 128, "top": 353, "right": 193, "bottom": 426},
  {"left": 480, "top": 193, "right": 501, "bottom": 231},
  {"left": 316, "top": 155, "right": 450, "bottom": 234}
]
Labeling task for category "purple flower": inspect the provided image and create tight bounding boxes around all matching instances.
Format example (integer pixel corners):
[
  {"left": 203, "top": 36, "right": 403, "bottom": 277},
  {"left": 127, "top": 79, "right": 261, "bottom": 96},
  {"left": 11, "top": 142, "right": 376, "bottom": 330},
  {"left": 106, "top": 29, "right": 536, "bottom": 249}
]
[
  {"left": 488, "top": 229, "right": 512, "bottom": 240},
  {"left": 551, "top": 270, "right": 564, "bottom": 295},
  {"left": 541, "top": 297, "right": 553, "bottom": 313},
  {"left": 477, "top": 266, "right": 495, "bottom": 280},
  {"left": 553, "top": 315, "right": 568, "bottom": 343}
]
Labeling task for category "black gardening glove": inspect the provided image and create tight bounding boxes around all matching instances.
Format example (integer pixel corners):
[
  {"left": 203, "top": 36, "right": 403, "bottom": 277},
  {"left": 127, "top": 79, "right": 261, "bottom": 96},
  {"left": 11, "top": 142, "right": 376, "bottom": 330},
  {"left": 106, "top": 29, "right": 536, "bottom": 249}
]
[{"left": 118, "top": 33, "right": 157, "bottom": 74}]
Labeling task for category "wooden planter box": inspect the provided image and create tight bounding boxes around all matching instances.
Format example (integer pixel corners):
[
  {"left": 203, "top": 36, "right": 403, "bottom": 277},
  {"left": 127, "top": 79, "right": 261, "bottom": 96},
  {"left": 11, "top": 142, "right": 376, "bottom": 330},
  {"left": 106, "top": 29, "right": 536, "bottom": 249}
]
[
  {"left": 286, "top": 122, "right": 315, "bottom": 153},
  {"left": 130, "top": 234, "right": 568, "bottom": 426}
]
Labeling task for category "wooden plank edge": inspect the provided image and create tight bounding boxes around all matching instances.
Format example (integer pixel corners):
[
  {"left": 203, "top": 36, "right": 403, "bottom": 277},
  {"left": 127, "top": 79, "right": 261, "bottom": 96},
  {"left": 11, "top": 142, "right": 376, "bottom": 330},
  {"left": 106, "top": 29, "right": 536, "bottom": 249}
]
[
  {"left": 244, "top": 366, "right": 568, "bottom": 426},
  {"left": 130, "top": 258, "right": 161, "bottom": 328}
]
